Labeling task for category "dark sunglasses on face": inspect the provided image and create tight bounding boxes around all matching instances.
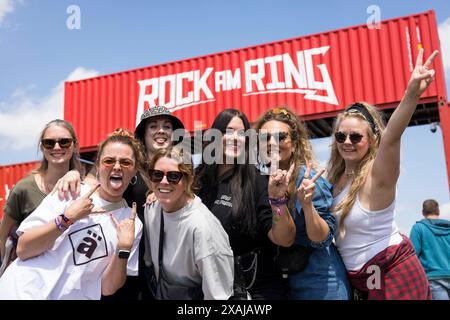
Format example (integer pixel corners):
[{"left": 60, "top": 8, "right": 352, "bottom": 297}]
[
  {"left": 101, "top": 157, "right": 135, "bottom": 168},
  {"left": 334, "top": 131, "right": 364, "bottom": 144},
  {"left": 41, "top": 138, "right": 73, "bottom": 149},
  {"left": 148, "top": 169, "right": 184, "bottom": 184},
  {"left": 259, "top": 132, "right": 290, "bottom": 143}
]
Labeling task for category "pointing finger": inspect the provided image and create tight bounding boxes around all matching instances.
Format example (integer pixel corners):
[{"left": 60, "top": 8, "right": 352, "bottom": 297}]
[
  {"left": 110, "top": 214, "right": 119, "bottom": 228},
  {"left": 415, "top": 48, "right": 424, "bottom": 67},
  {"left": 131, "top": 202, "right": 137, "bottom": 220},
  {"left": 286, "top": 162, "right": 295, "bottom": 181},
  {"left": 423, "top": 50, "right": 439, "bottom": 69},
  {"left": 83, "top": 184, "right": 100, "bottom": 199},
  {"left": 304, "top": 164, "right": 311, "bottom": 180},
  {"left": 310, "top": 168, "right": 325, "bottom": 183}
]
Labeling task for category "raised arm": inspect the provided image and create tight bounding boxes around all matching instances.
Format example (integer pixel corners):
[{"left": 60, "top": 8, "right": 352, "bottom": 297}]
[{"left": 371, "top": 49, "right": 439, "bottom": 190}]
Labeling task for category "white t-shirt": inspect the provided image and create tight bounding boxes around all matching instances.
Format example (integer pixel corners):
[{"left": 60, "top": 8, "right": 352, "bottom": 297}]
[
  {"left": 334, "top": 184, "right": 402, "bottom": 271},
  {"left": 144, "top": 196, "right": 234, "bottom": 300},
  {"left": 0, "top": 184, "right": 142, "bottom": 300}
]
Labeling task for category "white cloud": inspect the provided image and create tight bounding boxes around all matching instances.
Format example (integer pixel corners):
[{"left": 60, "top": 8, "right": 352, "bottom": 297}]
[
  {"left": 440, "top": 201, "right": 450, "bottom": 220},
  {"left": 0, "top": 0, "right": 21, "bottom": 26},
  {"left": 0, "top": 67, "right": 99, "bottom": 151},
  {"left": 438, "top": 17, "right": 450, "bottom": 72}
]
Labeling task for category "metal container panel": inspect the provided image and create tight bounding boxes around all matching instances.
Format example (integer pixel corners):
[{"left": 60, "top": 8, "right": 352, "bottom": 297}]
[
  {"left": 0, "top": 161, "right": 39, "bottom": 220},
  {"left": 64, "top": 10, "right": 446, "bottom": 150}
]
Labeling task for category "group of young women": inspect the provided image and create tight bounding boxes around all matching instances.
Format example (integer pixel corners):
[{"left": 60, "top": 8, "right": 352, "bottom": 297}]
[{"left": 0, "top": 49, "right": 438, "bottom": 300}]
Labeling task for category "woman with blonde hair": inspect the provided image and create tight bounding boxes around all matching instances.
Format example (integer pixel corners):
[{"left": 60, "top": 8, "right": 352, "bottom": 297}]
[
  {"left": 0, "top": 119, "right": 82, "bottom": 270},
  {"left": 327, "top": 49, "right": 438, "bottom": 299},
  {"left": 255, "top": 107, "right": 350, "bottom": 300},
  {"left": 0, "top": 129, "right": 143, "bottom": 299}
]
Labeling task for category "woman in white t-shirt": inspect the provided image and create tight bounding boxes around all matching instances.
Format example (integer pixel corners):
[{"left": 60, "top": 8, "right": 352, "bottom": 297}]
[
  {"left": 327, "top": 49, "right": 438, "bottom": 299},
  {"left": 143, "top": 147, "right": 234, "bottom": 300},
  {"left": 0, "top": 129, "right": 144, "bottom": 300}
]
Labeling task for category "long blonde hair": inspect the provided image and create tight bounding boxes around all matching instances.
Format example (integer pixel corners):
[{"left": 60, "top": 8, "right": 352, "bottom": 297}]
[
  {"left": 327, "top": 102, "right": 385, "bottom": 235},
  {"left": 255, "top": 107, "right": 316, "bottom": 208}
]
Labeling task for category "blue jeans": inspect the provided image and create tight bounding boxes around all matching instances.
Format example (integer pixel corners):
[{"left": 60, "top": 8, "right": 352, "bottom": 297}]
[
  {"left": 288, "top": 244, "right": 351, "bottom": 300},
  {"left": 429, "top": 279, "right": 450, "bottom": 300}
]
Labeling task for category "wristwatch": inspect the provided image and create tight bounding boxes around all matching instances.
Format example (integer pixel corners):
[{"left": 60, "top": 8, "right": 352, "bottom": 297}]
[{"left": 117, "top": 249, "right": 131, "bottom": 260}]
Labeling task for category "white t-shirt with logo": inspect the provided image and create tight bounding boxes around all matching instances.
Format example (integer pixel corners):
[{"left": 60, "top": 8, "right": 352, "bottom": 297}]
[{"left": 0, "top": 184, "right": 142, "bottom": 300}]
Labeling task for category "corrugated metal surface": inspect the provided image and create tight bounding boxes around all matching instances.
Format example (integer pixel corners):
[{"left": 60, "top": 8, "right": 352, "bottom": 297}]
[
  {"left": 65, "top": 10, "right": 446, "bottom": 150},
  {"left": 0, "top": 161, "right": 39, "bottom": 220}
]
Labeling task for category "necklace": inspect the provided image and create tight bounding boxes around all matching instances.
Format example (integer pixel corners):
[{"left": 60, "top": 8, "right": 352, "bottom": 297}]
[
  {"left": 38, "top": 174, "right": 54, "bottom": 194},
  {"left": 344, "top": 169, "right": 355, "bottom": 176}
]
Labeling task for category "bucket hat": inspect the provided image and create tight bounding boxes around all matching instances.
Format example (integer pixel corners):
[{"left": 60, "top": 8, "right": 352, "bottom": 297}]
[{"left": 134, "top": 106, "right": 184, "bottom": 143}]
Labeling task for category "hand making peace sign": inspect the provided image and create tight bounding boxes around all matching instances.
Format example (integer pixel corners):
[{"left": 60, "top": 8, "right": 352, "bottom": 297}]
[
  {"left": 296, "top": 164, "right": 325, "bottom": 206},
  {"left": 407, "top": 48, "right": 439, "bottom": 98}
]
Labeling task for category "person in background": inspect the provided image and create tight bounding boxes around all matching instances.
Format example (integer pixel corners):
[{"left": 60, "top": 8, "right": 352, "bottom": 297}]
[
  {"left": 255, "top": 107, "right": 351, "bottom": 300},
  {"left": 143, "top": 147, "right": 234, "bottom": 300},
  {"left": 195, "top": 108, "right": 295, "bottom": 299},
  {"left": 0, "top": 119, "right": 82, "bottom": 270},
  {"left": 0, "top": 129, "right": 143, "bottom": 299},
  {"left": 327, "top": 49, "right": 439, "bottom": 299},
  {"left": 410, "top": 199, "right": 450, "bottom": 300}
]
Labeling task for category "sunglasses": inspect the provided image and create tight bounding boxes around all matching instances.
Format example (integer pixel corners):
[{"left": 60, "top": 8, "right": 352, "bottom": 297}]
[
  {"left": 101, "top": 157, "right": 135, "bottom": 168},
  {"left": 334, "top": 131, "right": 364, "bottom": 144},
  {"left": 41, "top": 138, "right": 73, "bottom": 149},
  {"left": 259, "top": 132, "right": 290, "bottom": 143},
  {"left": 148, "top": 169, "right": 184, "bottom": 184}
]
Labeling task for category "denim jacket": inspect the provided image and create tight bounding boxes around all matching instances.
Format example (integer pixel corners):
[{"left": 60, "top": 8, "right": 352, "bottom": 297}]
[{"left": 293, "top": 166, "right": 336, "bottom": 249}]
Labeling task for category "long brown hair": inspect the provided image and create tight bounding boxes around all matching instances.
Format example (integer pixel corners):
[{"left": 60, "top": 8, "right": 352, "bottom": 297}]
[
  {"left": 255, "top": 107, "right": 316, "bottom": 208},
  {"left": 33, "top": 119, "right": 82, "bottom": 175},
  {"left": 326, "top": 102, "right": 385, "bottom": 236}
]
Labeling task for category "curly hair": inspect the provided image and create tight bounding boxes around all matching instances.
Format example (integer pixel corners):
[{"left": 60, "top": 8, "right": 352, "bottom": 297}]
[{"left": 254, "top": 107, "right": 316, "bottom": 208}]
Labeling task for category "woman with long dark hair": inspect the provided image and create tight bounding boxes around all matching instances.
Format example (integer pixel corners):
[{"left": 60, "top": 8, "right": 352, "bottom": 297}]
[{"left": 195, "top": 108, "right": 295, "bottom": 299}]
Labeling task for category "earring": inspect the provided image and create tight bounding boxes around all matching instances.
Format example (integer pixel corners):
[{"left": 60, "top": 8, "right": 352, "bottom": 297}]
[{"left": 130, "top": 175, "right": 138, "bottom": 186}]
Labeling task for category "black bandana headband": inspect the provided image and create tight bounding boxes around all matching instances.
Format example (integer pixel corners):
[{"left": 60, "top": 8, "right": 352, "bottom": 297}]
[{"left": 345, "top": 103, "right": 378, "bottom": 135}]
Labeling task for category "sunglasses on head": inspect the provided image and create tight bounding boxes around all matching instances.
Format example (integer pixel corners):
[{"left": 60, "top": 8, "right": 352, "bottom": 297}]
[
  {"left": 101, "top": 157, "right": 135, "bottom": 168},
  {"left": 259, "top": 132, "right": 290, "bottom": 143},
  {"left": 334, "top": 131, "right": 364, "bottom": 144},
  {"left": 41, "top": 138, "right": 73, "bottom": 149},
  {"left": 148, "top": 169, "right": 184, "bottom": 184}
]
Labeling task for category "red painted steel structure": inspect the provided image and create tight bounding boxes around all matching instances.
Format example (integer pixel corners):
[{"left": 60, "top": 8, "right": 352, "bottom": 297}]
[
  {"left": 63, "top": 10, "right": 449, "bottom": 186},
  {"left": 0, "top": 161, "right": 39, "bottom": 219},
  {"left": 1, "top": 10, "right": 449, "bottom": 220}
]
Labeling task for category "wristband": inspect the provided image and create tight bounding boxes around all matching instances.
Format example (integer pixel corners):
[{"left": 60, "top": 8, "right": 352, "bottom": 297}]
[
  {"left": 59, "top": 214, "right": 74, "bottom": 228},
  {"left": 269, "top": 196, "right": 288, "bottom": 217},
  {"left": 54, "top": 216, "right": 67, "bottom": 232}
]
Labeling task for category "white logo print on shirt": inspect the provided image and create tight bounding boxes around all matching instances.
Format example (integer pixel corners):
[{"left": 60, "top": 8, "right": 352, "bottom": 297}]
[{"left": 69, "top": 224, "right": 108, "bottom": 265}]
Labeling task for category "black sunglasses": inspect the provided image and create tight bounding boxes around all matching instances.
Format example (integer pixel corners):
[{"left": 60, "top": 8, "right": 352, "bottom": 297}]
[
  {"left": 41, "top": 138, "right": 73, "bottom": 149},
  {"left": 148, "top": 169, "right": 184, "bottom": 184},
  {"left": 334, "top": 131, "right": 364, "bottom": 144},
  {"left": 259, "top": 132, "right": 290, "bottom": 143}
]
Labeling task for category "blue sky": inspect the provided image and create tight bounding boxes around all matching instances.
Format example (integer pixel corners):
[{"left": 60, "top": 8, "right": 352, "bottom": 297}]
[{"left": 0, "top": 0, "right": 449, "bottom": 232}]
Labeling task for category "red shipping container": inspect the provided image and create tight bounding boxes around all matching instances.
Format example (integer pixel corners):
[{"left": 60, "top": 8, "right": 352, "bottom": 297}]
[
  {"left": 64, "top": 10, "right": 447, "bottom": 149},
  {"left": 0, "top": 161, "right": 39, "bottom": 219}
]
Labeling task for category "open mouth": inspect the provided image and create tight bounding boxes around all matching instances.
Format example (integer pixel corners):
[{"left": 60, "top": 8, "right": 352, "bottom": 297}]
[
  {"left": 109, "top": 175, "right": 123, "bottom": 189},
  {"left": 154, "top": 136, "right": 168, "bottom": 144}
]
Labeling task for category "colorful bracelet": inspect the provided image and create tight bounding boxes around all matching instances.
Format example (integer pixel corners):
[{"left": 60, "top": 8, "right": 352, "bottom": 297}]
[
  {"left": 54, "top": 216, "right": 67, "bottom": 232},
  {"left": 269, "top": 196, "right": 288, "bottom": 217},
  {"left": 60, "top": 214, "right": 73, "bottom": 228}
]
